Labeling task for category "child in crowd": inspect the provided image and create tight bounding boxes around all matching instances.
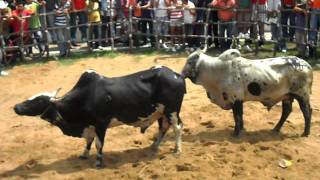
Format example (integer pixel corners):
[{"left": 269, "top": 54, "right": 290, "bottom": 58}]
[
  {"left": 267, "top": 0, "right": 286, "bottom": 52},
  {"left": 54, "top": 0, "right": 70, "bottom": 57},
  {"left": 183, "top": 0, "right": 196, "bottom": 50},
  {"left": 25, "top": 0, "right": 45, "bottom": 55},
  {"left": 88, "top": 0, "right": 102, "bottom": 49}
]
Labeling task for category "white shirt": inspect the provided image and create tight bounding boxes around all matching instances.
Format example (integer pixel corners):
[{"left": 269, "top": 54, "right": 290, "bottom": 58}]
[
  {"left": 155, "top": 0, "right": 168, "bottom": 17},
  {"left": 184, "top": 1, "right": 196, "bottom": 23}
]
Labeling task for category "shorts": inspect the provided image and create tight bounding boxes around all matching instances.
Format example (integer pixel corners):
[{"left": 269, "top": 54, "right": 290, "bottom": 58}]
[
  {"left": 170, "top": 18, "right": 183, "bottom": 27},
  {"left": 252, "top": 4, "right": 266, "bottom": 23}
]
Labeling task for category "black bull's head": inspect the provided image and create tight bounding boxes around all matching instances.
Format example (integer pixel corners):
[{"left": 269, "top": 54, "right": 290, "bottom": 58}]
[{"left": 14, "top": 89, "right": 86, "bottom": 137}]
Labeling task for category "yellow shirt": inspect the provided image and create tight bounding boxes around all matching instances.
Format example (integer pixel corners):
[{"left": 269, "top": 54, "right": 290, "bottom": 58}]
[{"left": 88, "top": 1, "right": 100, "bottom": 23}]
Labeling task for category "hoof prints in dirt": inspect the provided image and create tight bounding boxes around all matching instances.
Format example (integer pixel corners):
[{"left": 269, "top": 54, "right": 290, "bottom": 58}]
[
  {"left": 176, "top": 163, "right": 200, "bottom": 171},
  {"left": 200, "top": 121, "right": 215, "bottom": 128}
]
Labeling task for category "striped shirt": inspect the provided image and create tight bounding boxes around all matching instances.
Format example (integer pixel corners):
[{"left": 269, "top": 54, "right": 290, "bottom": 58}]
[
  {"left": 54, "top": 1, "right": 71, "bottom": 26},
  {"left": 170, "top": 0, "right": 183, "bottom": 20}
]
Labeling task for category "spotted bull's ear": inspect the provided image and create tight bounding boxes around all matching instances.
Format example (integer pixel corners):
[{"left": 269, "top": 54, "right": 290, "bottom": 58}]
[{"left": 218, "top": 49, "right": 241, "bottom": 61}]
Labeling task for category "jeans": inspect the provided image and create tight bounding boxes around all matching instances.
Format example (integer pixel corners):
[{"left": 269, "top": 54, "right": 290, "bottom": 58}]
[
  {"left": 29, "top": 28, "right": 45, "bottom": 53},
  {"left": 184, "top": 23, "right": 195, "bottom": 47},
  {"left": 101, "top": 13, "right": 111, "bottom": 43},
  {"left": 281, "top": 7, "right": 295, "bottom": 39},
  {"left": 139, "top": 17, "right": 154, "bottom": 44},
  {"left": 89, "top": 22, "right": 101, "bottom": 47},
  {"left": 154, "top": 16, "right": 168, "bottom": 40},
  {"left": 219, "top": 21, "right": 233, "bottom": 50},
  {"left": 295, "top": 14, "right": 307, "bottom": 54},
  {"left": 271, "top": 23, "right": 286, "bottom": 50},
  {"left": 70, "top": 11, "right": 88, "bottom": 42},
  {"left": 46, "top": 11, "right": 57, "bottom": 42},
  {"left": 56, "top": 27, "right": 69, "bottom": 56},
  {"left": 309, "top": 9, "right": 320, "bottom": 42}
]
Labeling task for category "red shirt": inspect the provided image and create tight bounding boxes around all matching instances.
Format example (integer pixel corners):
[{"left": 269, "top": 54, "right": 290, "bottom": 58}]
[
  {"left": 310, "top": 0, "right": 320, "bottom": 9},
  {"left": 283, "top": 0, "right": 295, "bottom": 6},
  {"left": 73, "top": 0, "right": 86, "bottom": 10},
  {"left": 252, "top": 0, "right": 266, "bottom": 4},
  {"left": 212, "top": 0, "right": 236, "bottom": 21},
  {"left": 10, "top": 9, "right": 32, "bottom": 33}
]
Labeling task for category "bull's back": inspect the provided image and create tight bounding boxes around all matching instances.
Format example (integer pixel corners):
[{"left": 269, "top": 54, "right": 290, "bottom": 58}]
[{"left": 245, "top": 57, "right": 313, "bottom": 102}]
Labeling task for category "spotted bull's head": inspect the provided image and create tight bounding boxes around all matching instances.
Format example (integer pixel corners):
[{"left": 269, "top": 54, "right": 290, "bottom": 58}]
[{"left": 181, "top": 51, "right": 202, "bottom": 84}]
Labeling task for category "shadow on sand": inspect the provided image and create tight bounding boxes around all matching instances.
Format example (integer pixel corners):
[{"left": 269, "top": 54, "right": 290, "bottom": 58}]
[{"left": 0, "top": 146, "right": 162, "bottom": 178}]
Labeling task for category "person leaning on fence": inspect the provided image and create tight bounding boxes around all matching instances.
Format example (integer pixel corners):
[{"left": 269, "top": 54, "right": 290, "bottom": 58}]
[
  {"left": 168, "top": 0, "right": 183, "bottom": 52},
  {"left": 9, "top": 1, "right": 32, "bottom": 52},
  {"left": 0, "top": 0, "right": 11, "bottom": 64},
  {"left": 182, "top": 0, "right": 196, "bottom": 50},
  {"left": 44, "top": 0, "right": 58, "bottom": 43},
  {"left": 136, "top": 0, "right": 155, "bottom": 46},
  {"left": 267, "top": 0, "right": 287, "bottom": 52},
  {"left": 281, "top": 0, "right": 296, "bottom": 42},
  {"left": 24, "top": 0, "right": 45, "bottom": 55},
  {"left": 153, "top": 0, "right": 170, "bottom": 49},
  {"left": 293, "top": 0, "right": 308, "bottom": 57},
  {"left": 88, "top": 0, "right": 102, "bottom": 50},
  {"left": 70, "top": 0, "right": 88, "bottom": 46},
  {"left": 210, "top": 0, "right": 236, "bottom": 51},
  {"left": 236, "top": 0, "right": 253, "bottom": 52},
  {"left": 54, "top": 0, "right": 71, "bottom": 57},
  {"left": 251, "top": 0, "right": 267, "bottom": 46},
  {"left": 308, "top": 0, "right": 320, "bottom": 48},
  {"left": 100, "top": 0, "right": 114, "bottom": 47}
]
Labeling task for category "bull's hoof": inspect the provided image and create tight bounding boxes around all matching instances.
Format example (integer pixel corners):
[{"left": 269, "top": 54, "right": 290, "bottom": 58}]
[
  {"left": 95, "top": 161, "right": 104, "bottom": 169},
  {"left": 301, "top": 132, "right": 309, "bottom": 137},
  {"left": 174, "top": 147, "right": 182, "bottom": 154},
  {"left": 271, "top": 129, "right": 280, "bottom": 135},
  {"left": 232, "top": 132, "right": 240, "bottom": 137}
]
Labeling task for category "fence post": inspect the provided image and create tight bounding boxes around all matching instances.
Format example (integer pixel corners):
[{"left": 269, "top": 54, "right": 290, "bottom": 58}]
[
  {"left": 41, "top": 7, "right": 50, "bottom": 58},
  {"left": 19, "top": 16, "right": 25, "bottom": 61},
  {"left": 204, "top": 7, "right": 210, "bottom": 51},
  {"left": 110, "top": 6, "right": 115, "bottom": 51},
  {"left": 128, "top": 6, "right": 133, "bottom": 51}
]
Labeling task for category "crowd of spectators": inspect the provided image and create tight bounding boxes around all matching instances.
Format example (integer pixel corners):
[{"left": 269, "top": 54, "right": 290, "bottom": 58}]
[{"left": 0, "top": 0, "right": 319, "bottom": 64}]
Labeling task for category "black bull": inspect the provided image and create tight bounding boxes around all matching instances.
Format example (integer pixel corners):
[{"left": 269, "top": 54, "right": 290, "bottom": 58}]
[{"left": 14, "top": 66, "right": 186, "bottom": 168}]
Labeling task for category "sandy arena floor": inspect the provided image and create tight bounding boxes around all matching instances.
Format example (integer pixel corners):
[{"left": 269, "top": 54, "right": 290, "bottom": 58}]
[{"left": 0, "top": 54, "right": 320, "bottom": 179}]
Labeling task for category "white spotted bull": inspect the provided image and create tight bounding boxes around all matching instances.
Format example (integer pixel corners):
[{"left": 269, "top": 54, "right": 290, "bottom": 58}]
[{"left": 181, "top": 49, "right": 313, "bottom": 137}]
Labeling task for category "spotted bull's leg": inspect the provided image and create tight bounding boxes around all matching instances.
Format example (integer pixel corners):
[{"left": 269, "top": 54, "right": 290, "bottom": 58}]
[
  {"left": 151, "top": 117, "right": 171, "bottom": 151},
  {"left": 95, "top": 126, "right": 107, "bottom": 168},
  {"left": 232, "top": 100, "right": 243, "bottom": 137},
  {"left": 273, "top": 98, "right": 293, "bottom": 133},
  {"left": 80, "top": 126, "right": 96, "bottom": 159},
  {"left": 170, "top": 112, "right": 183, "bottom": 153},
  {"left": 296, "top": 98, "right": 312, "bottom": 137}
]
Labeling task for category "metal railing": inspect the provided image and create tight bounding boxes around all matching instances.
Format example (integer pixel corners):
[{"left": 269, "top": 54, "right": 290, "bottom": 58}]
[{"left": 0, "top": 5, "right": 319, "bottom": 65}]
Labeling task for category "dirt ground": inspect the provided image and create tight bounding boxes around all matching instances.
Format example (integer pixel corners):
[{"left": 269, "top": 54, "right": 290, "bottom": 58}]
[{"left": 0, "top": 54, "right": 320, "bottom": 180}]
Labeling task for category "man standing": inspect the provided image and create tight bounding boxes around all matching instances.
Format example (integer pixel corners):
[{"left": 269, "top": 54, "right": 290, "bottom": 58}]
[
  {"left": 70, "top": 0, "right": 88, "bottom": 46},
  {"left": 281, "top": 0, "right": 296, "bottom": 42},
  {"left": 210, "top": 0, "right": 236, "bottom": 50}
]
